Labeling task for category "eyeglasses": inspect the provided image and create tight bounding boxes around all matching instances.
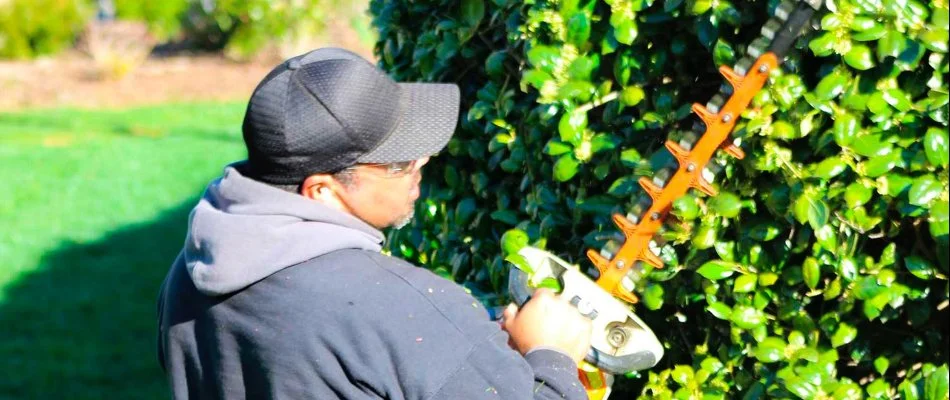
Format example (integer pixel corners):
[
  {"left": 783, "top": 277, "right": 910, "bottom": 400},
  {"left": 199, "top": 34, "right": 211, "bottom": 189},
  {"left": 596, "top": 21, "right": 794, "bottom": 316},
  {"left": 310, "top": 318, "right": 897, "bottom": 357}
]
[{"left": 350, "top": 159, "right": 420, "bottom": 178}]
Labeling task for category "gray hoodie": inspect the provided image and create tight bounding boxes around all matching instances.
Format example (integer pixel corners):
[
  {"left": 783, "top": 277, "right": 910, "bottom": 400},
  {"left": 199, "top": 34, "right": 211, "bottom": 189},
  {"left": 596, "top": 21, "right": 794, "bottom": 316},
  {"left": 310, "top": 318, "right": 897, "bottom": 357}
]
[{"left": 157, "top": 165, "right": 587, "bottom": 400}]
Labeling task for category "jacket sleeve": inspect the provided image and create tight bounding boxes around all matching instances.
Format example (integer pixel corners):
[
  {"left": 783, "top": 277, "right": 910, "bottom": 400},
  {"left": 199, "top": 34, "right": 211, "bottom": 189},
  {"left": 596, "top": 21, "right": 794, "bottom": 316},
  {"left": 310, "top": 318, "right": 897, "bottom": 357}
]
[{"left": 426, "top": 329, "right": 588, "bottom": 400}]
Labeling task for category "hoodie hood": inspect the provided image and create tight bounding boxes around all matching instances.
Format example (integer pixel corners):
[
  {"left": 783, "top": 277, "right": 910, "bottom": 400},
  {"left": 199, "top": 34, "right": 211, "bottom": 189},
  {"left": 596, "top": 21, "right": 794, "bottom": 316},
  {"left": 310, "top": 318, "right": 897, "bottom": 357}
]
[{"left": 183, "top": 164, "right": 384, "bottom": 296}]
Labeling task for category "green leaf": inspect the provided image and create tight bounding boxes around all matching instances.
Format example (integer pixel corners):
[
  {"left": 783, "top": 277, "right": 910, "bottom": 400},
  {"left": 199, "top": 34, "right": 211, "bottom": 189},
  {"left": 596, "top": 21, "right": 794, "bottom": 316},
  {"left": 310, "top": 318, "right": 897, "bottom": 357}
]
[
  {"left": 527, "top": 45, "right": 561, "bottom": 73},
  {"left": 707, "top": 301, "right": 732, "bottom": 320},
  {"left": 852, "top": 24, "right": 887, "bottom": 41},
  {"left": 878, "top": 30, "right": 907, "bottom": 61},
  {"left": 536, "top": 276, "right": 562, "bottom": 290},
  {"left": 845, "top": 181, "right": 873, "bottom": 208},
  {"left": 614, "top": 20, "right": 638, "bottom": 45},
  {"left": 690, "top": 0, "right": 712, "bottom": 14},
  {"left": 878, "top": 174, "right": 914, "bottom": 197},
  {"left": 862, "top": 150, "right": 902, "bottom": 178},
  {"left": 816, "top": 71, "right": 849, "bottom": 101},
  {"left": 794, "top": 192, "right": 829, "bottom": 230},
  {"left": 831, "top": 322, "right": 857, "bottom": 347},
  {"left": 553, "top": 154, "right": 581, "bottom": 182},
  {"left": 709, "top": 192, "right": 742, "bottom": 218},
  {"left": 748, "top": 221, "right": 781, "bottom": 241},
  {"left": 692, "top": 225, "right": 717, "bottom": 249},
  {"left": 697, "top": 260, "right": 738, "bottom": 280},
  {"left": 544, "top": 140, "right": 573, "bottom": 156},
  {"left": 813, "top": 157, "right": 849, "bottom": 180},
  {"left": 713, "top": 39, "right": 735, "bottom": 66},
  {"left": 821, "top": 13, "right": 843, "bottom": 30},
  {"left": 558, "top": 80, "right": 596, "bottom": 102},
  {"left": 568, "top": 56, "right": 597, "bottom": 80},
  {"left": 643, "top": 283, "right": 664, "bottom": 310},
  {"left": 919, "top": 29, "right": 949, "bottom": 53},
  {"left": 844, "top": 44, "right": 875, "bottom": 70},
  {"left": 491, "top": 209, "right": 520, "bottom": 225},
  {"left": 904, "top": 256, "right": 935, "bottom": 280},
  {"left": 590, "top": 133, "right": 617, "bottom": 154},
  {"left": 899, "top": 379, "right": 921, "bottom": 400},
  {"left": 522, "top": 69, "right": 553, "bottom": 89},
  {"left": 620, "top": 86, "right": 646, "bottom": 106},
  {"left": 455, "top": 197, "right": 477, "bottom": 224},
  {"left": 815, "top": 225, "right": 838, "bottom": 251},
  {"left": 850, "top": 16, "right": 877, "bottom": 31},
  {"left": 461, "top": 0, "right": 485, "bottom": 27},
  {"left": 867, "top": 91, "right": 894, "bottom": 116},
  {"left": 558, "top": 110, "right": 587, "bottom": 145},
  {"left": 608, "top": 177, "right": 638, "bottom": 196},
  {"left": 930, "top": 200, "right": 950, "bottom": 238},
  {"left": 566, "top": 12, "right": 591, "bottom": 47},
  {"left": 803, "top": 257, "right": 821, "bottom": 290},
  {"left": 874, "top": 356, "right": 890, "bottom": 375},
  {"left": 754, "top": 337, "right": 787, "bottom": 363},
  {"left": 810, "top": 31, "right": 836, "bottom": 56},
  {"left": 925, "top": 365, "right": 949, "bottom": 400},
  {"left": 924, "top": 127, "right": 950, "bottom": 168},
  {"left": 673, "top": 194, "right": 700, "bottom": 220},
  {"left": 731, "top": 305, "right": 766, "bottom": 329},
  {"left": 838, "top": 257, "right": 858, "bottom": 281},
  {"left": 759, "top": 272, "right": 779, "bottom": 286},
  {"left": 908, "top": 175, "right": 941, "bottom": 206},
  {"left": 485, "top": 51, "right": 506, "bottom": 77},
  {"left": 500, "top": 228, "right": 530, "bottom": 256},
  {"left": 867, "top": 379, "right": 891, "bottom": 398},
  {"left": 883, "top": 89, "right": 912, "bottom": 112},
  {"left": 505, "top": 253, "right": 533, "bottom": 275},
  {"left": 671, "top": 365, "right": 694, "bottom": 386},
  {"left": 833, "top": 112, "right": 859, "bottom": 147},
  {"left": 734, "top": 274, "right": 758, "bottom": 293},
  {"left": 609, "top": 153, "right": 639, "bottom": 175}
]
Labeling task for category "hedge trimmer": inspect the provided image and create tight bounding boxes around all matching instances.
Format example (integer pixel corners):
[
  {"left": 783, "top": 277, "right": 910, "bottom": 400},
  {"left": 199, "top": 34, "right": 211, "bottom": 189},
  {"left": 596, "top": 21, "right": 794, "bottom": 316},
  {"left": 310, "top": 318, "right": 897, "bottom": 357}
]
[{"left": 507, "top": 0, "right": 822, "bottom": 398}]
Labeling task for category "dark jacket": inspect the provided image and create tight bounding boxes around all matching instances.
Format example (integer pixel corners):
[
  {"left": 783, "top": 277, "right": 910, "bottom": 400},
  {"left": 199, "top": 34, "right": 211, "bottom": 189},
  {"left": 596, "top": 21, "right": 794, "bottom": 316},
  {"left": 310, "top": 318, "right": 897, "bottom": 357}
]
[{"left": 157, "top": 165, "right": 587, "bottom": 399}]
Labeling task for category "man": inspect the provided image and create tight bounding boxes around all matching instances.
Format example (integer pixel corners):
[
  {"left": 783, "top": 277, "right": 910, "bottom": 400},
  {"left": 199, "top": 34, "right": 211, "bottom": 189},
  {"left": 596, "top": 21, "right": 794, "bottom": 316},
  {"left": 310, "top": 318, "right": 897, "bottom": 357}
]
[{"left": 157, "top": 47, "right": 593, "bottom": 399}]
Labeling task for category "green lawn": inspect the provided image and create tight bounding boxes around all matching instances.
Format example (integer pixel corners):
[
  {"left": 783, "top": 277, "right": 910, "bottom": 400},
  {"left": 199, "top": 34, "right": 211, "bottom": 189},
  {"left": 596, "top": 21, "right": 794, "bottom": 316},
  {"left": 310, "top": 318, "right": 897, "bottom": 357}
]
[{"left": 0, "top": 103, "right": 249, "bottom": 399}]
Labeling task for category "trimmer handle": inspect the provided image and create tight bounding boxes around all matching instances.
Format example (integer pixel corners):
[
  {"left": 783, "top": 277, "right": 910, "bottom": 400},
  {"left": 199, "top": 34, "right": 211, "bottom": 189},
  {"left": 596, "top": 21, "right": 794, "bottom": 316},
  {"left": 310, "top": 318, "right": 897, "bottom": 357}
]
[{"left": 507, "top": 247, "right": 664, "bottom": 375}]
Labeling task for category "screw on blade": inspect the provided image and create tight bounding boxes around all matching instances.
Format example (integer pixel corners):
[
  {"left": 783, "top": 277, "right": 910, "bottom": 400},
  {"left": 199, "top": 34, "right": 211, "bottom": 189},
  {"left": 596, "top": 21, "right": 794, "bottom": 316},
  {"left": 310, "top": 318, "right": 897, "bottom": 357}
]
[
  {"left": 761, "top": 18, "right": 783, "bottom": 40},
  {"left": 774, "top": 0, "right": 796, "bottom": 20}
]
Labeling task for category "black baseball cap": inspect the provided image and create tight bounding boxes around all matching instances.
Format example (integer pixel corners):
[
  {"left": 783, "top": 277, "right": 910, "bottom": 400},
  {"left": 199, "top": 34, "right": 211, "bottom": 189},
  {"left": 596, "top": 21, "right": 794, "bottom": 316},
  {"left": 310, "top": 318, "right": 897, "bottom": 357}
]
[{"left": 240, "top": 47, "right": 460, "bottom": 185}]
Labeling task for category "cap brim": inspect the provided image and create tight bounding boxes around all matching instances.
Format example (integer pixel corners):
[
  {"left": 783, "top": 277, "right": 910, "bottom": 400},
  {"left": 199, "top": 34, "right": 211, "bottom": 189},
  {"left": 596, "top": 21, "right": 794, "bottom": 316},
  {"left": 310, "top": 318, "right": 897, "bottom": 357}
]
[{"left": 356, "top": 83, "right": 460, "bottom": 164}]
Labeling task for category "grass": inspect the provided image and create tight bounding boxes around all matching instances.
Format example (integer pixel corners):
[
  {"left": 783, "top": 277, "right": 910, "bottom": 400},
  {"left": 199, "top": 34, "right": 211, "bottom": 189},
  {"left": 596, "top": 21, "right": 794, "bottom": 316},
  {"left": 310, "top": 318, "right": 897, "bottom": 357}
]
[{"left": 0, "top": 102, "right": 249, "bottom": 399}]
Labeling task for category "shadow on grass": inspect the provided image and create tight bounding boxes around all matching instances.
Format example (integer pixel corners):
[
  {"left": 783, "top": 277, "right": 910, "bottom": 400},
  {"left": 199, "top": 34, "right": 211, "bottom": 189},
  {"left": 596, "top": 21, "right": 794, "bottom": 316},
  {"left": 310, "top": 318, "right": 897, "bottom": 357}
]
[{"left": 0, "top": 200, "right": 197, "bottom": 399}]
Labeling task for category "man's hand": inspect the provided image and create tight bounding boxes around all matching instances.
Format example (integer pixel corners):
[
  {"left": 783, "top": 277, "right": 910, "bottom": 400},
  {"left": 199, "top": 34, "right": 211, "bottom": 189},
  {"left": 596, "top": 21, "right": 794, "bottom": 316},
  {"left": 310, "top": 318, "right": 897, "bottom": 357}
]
[{"left": 500, "top": 288, "right": 593, "bottom": 364}]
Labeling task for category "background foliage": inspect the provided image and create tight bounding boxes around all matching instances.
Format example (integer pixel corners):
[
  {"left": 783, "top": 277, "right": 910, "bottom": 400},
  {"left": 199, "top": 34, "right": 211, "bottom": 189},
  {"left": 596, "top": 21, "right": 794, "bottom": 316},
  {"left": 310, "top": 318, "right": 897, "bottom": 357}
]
[
  {"left": 372, "top": 0, "right": 949, "bottom": 397},
  {"left": 0, "top": 0, "right": 371, "bottom": 60},
  {"left": 0, "top": 0, "right": 89, "bottom": 59}
]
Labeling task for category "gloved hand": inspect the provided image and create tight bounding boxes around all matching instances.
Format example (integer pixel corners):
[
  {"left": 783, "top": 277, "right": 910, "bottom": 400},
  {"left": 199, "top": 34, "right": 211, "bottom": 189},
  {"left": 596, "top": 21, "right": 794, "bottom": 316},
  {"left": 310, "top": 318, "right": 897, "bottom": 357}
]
[{"left": 500, "top": 288, "right": 593, "bottom": 364}]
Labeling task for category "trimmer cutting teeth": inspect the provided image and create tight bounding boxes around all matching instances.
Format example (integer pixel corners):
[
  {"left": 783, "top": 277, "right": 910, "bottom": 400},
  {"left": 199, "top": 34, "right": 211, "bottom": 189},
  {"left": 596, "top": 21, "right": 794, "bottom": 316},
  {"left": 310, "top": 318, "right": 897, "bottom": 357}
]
[
  {"left": 584, "top": 0, "right": 823, "bottom": 306},
  {"left": 507, "top": 1, "right": 824, "bottom": 398}
]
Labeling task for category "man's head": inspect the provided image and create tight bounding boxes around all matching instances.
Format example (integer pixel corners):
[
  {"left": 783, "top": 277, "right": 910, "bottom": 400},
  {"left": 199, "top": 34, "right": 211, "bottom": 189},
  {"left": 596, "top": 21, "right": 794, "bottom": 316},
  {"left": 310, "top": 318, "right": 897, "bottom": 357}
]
[{"left": 240, "top": 48, "right": 460, "bottom": 229}]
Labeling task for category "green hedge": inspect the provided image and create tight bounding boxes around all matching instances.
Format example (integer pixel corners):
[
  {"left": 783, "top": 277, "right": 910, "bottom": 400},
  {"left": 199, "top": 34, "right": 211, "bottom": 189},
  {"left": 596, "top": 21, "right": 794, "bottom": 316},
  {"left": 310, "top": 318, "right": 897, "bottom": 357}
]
[
  {"left": 372, "top": 0, "right": 949, "bottom": 397},
  {"left": 0, "top": 0, "right": 89, "bottom": 59}
]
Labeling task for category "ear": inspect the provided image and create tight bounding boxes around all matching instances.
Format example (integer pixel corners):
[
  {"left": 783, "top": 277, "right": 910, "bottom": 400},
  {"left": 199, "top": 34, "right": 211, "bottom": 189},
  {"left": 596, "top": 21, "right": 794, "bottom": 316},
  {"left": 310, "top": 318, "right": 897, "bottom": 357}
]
[{"left": 301, "top": 174, "right": 338, "bottom": 201}]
